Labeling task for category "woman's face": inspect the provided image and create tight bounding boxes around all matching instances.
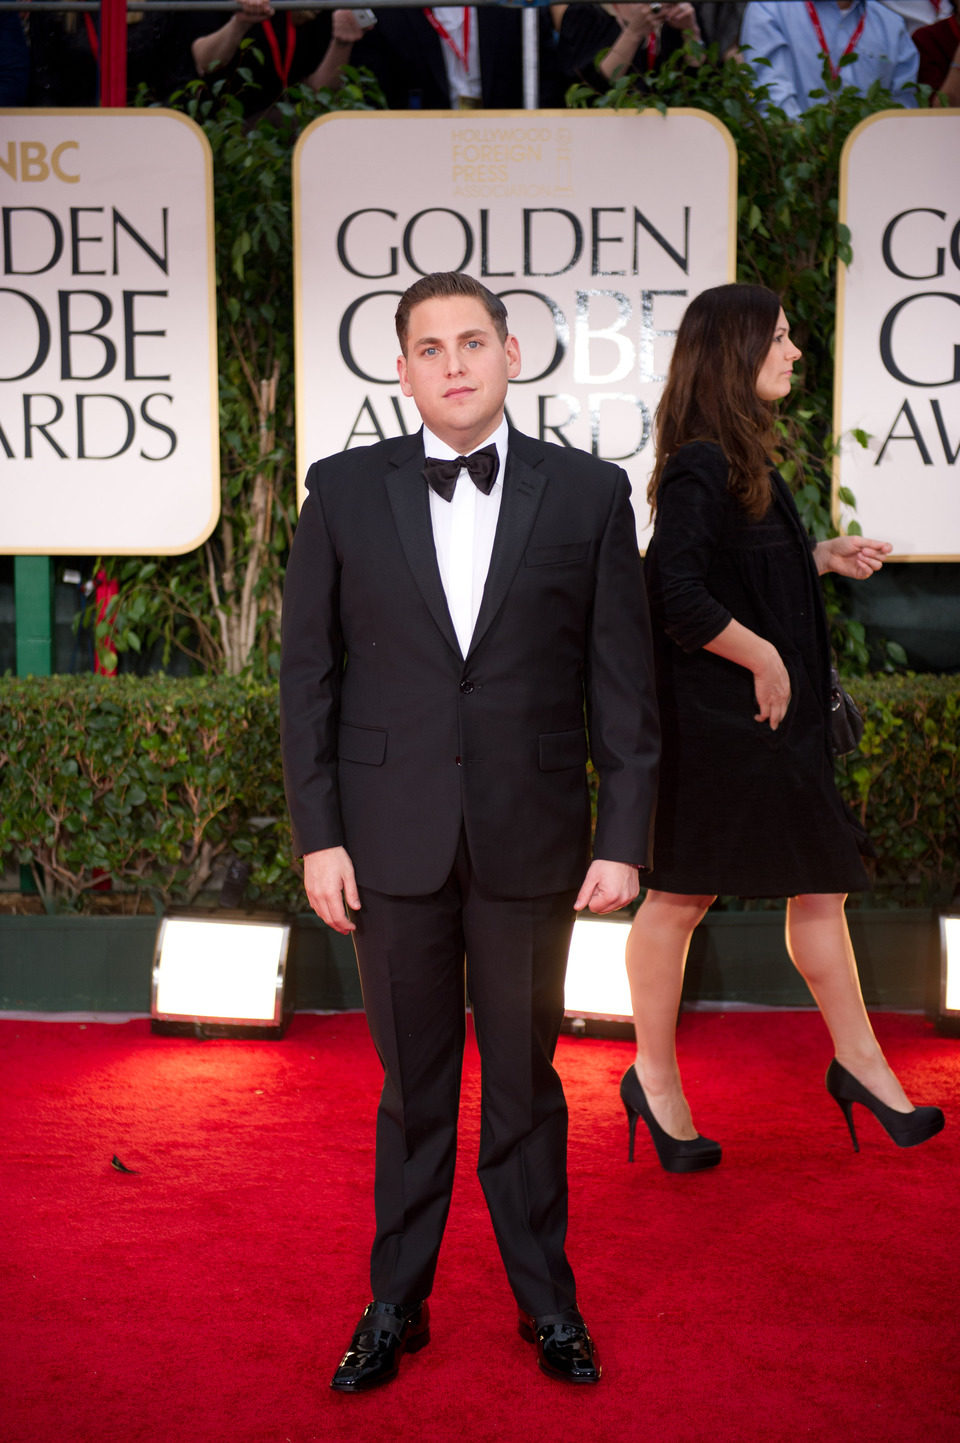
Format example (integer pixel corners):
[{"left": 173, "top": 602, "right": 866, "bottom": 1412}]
[{"left": 755, "top": 308, "right": 802, "bottom": 402}]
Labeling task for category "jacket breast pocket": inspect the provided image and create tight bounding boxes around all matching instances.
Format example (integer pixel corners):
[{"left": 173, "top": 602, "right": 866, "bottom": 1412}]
[
  {"left": 538, "top": 728, "right": 588, "bottom": 771},
  {"left": 338, "top": 723, "right": 387, "bottom": 766},
  {"left": 525, "top": 542, "right": 589, "bottom": 567}
]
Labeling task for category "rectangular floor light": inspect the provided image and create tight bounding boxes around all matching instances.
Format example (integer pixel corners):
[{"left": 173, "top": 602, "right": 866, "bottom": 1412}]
[
  {"left": 151, "top": 914, "right": 291, "bottom": 1039},
  {"left": 938, "top": 913, "right": 960, "bottom": 1037},
  {"left": 563, "top": 915, "right": 633, "bottom": 1036}
]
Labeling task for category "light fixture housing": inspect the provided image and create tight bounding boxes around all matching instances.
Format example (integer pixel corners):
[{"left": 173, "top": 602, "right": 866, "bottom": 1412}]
[
  {"left": 937, "top": 913, "right": 960, "bottom": 1037},
  {"left": 150, "top": 912, "right": 291, "bottom": 1038},
  {"left": 563, "top": 915, "right": 633, "bottom": 1037}
]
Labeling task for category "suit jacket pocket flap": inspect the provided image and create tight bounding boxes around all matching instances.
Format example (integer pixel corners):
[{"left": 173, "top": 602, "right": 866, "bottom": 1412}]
[
  {"left": 339, "top": 723, "right": 387, "bottom": 766},
  {"left": 539, "top": 728, "right": 588, "bottom": 771},
  {"left": 525, "top": 542, "right": 589, "bottom": 567}
]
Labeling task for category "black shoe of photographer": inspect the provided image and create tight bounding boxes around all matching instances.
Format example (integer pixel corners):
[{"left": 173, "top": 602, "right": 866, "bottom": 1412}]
[
  {"left": 518, "top": 1308, "right": 601, "bottom": 1384},
  {"left": 330, "top": 1299, "right": 430, "bottom": 1392}
]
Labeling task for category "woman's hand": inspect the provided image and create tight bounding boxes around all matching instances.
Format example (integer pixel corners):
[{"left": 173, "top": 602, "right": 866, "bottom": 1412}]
[
  {"left": 814, "top": 535, "right": 892, "bottom": 579},
  {"left": 752, "top": 643, "right": 791, "bottom": 731},
  {"left": 703, "top": 619, "right": 791, "bottom": 731}
]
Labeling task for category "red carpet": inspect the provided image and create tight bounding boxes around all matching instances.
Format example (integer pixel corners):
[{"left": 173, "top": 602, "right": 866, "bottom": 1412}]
[{"left": 1, "top": 1009, "right": 957, "bottom": 1443}]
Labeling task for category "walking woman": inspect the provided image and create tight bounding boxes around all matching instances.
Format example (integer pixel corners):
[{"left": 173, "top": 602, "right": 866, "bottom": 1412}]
[{"left": 623, "top": 283, "right": 943, "bottom": 1171}]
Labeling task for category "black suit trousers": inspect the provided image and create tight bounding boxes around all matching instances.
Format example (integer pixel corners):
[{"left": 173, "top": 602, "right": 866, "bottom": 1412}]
[{"left": 352, "top": 831, "right": 579, "bottom": 1317}]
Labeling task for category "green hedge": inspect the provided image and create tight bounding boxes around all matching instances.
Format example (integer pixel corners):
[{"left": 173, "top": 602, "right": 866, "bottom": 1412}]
[
  {"left": 836, "top": 674, "right": 959, "bottom": 905},
  {"left": 0, "top": 676, "right": 298, "bottom": 913},
  {"left": 0, "top": 674, "right": 956, "bottom": 914}
]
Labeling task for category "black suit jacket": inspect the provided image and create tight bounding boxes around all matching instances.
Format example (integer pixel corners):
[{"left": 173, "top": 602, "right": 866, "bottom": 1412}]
[{"left": 280, "top": 427, "right": 659, "bottom": 898}]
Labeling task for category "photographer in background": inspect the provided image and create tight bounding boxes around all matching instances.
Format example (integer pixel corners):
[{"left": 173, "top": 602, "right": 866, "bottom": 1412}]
[
  {"left": 190, "top": 1, "right": 376, "bottom": 117},
  {"left": 27, "top": 4, "right": 196, "bottom": 106},
  {"left": 912, "top": 0, "right": 960, "bottom": 103},
  {"left": 551, "top": 2, "right": 702, "bottom": 89},
  {"left": 0, "top": 12, "right": 29, "bottom": 104},
  {"left": 350, "top": 6, "right": 564, "bottom": 109}
]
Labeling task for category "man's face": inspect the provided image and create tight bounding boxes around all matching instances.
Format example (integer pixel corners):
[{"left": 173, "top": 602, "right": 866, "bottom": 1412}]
[{"left": 397, "top": 295, "right": 521, "bottom": 454}]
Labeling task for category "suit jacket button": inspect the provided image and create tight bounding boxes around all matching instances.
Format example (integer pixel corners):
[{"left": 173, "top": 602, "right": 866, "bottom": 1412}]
[{"left": 459, "top": 680, "right": 474, "bottom": 694}]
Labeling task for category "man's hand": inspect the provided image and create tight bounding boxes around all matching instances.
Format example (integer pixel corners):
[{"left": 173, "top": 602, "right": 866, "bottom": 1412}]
[
  {"left": 662, "top": 3, "right": 699, "bottom": 35},
  {"left": 331, "top": 8, "right": 367, "bottom": 44},
  {"left": 574, "top": 859, "right": 640, "bottom": 915},
  {"left": 619, "top": 3, "right": 658, "bottom": 37},
  {"left": 303, "top": 846, "right": 360, "bottom": 934},
  {"left": 814, "top": 535, "right": 892, "bottom": 580},
  {"left": 235, "top": 0, "right": 274, "bottom": 23}
]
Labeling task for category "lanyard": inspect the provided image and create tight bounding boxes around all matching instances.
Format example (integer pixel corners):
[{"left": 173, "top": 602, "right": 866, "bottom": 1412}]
[
  {"left": 804, "top": 1, "right": 866, "bottom": 79},
  {"left": 262, "top": 15, "right": 298, "bottom": 88},
  {"left": 82, "top": 10, "right": 297, "bottom": 87},
  {"left": 424, "top": 8, "right": 471, "bottom": 71}
]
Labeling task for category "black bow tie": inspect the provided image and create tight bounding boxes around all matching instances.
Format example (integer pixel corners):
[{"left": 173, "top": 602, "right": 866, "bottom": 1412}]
[{"left": 423, "top": 445, "right": 499, "bottom": 502}]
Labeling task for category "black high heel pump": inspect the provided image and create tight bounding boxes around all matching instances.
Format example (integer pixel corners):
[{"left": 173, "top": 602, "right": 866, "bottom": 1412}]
[
  {"left": 825, "top": 1059, "right": 944, "bottom": 1152},
  {"left": 620, "top": 1067, "right": 722, "bottom": 1174}
]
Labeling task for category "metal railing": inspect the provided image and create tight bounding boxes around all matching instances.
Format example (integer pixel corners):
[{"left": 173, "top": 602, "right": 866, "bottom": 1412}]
[{"left": 3, "top": 0, "right": 562, "bottom": 108}]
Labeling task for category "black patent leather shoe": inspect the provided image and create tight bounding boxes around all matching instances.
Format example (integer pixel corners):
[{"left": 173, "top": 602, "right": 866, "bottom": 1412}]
[
  {"left": 518, "top": 1309, "right": 601, "bottom": 1384},
  {"left": 330, "top": 1299, "right": 429, "bottom": 1392}
]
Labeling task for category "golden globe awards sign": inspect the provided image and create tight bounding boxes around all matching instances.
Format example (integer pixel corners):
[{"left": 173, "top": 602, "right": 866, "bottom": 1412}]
[
  {"left": 293, "top": 109, "right": 735, "bottom": 541},
  {"left": 0, "top": 110, "right": 218, "bottom": 555},
  {"left": 835, "top": 110, "right": 960, "bottom": 560}
]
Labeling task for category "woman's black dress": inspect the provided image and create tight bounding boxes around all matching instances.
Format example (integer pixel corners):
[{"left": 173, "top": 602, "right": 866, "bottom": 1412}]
[{"left": 641, "top": 441, "right": 870, "bottom": 897}]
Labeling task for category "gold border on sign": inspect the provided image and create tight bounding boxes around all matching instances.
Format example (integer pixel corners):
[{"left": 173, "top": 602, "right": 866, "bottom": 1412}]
[
  {"left": 833, "top": 107, "right": 960, "bottom": 563},
  {"left": 0, "top": 107, "right": 220, "bottom": 557}
]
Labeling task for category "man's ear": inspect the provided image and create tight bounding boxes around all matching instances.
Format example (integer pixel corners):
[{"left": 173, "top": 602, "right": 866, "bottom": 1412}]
[
  {"left": 397, "top": 353, "right": 413, "bottom": 397},
  {"left": 505, "top": 334, "right": 521, "bottom": 380}
]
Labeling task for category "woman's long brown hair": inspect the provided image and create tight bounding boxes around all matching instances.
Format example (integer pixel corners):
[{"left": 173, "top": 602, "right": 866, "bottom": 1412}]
[{"left": 648, "top": 283, "right": 782, "bottom": 519}]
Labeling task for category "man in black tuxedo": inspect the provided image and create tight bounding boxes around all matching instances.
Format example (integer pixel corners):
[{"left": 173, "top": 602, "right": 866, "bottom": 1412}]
[{"left": 280, "top": 272, "right": 659, "bottom": 1391}]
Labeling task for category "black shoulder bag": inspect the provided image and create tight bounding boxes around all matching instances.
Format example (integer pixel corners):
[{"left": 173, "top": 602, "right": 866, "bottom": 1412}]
[{"left": 828, "top": 667, "right": 864, "bottom": 756}]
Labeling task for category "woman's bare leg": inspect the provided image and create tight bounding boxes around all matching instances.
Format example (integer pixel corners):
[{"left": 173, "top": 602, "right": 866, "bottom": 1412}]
[
  {"left": 624, "top": 889, "right": 716, "bottom": 1138},
  {"left": 785, "top": 893, "right": 913, "bottom": 1111}
]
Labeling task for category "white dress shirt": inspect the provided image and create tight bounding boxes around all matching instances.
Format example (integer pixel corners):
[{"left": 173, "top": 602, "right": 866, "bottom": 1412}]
[
  {"left": 423, "top": 416, "right": 508, "bottom": 658},
  {"left": 432, "top": 6, "right": 482, "bottom": 105}
]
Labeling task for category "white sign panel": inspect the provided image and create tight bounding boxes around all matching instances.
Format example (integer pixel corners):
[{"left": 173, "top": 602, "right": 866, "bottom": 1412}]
[
  {"left": 835, "top": 110, "right": 960, "bottom": 560},
  {"left": 294, "top": 109, "right": 735, "bottom": 543},
  {"left": 0, "top": 110, "right": 219, "bottom": 555}
]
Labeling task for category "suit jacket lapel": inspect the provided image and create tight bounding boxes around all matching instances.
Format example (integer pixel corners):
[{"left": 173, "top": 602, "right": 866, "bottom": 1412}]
[
  {"left": 467, "top": 428, "right": 547, "bottom": 660},
  {"left": 385, "top": 433, "right": 462, "bottom": 659}
]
